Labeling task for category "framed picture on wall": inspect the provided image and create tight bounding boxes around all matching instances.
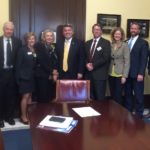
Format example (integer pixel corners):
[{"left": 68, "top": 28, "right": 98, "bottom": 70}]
[
  {"left": 97, "top": 14, "right": 121, "bottom": 34},
  {"left": 127, "top": 19, "right": 149, "bottom": 38}
]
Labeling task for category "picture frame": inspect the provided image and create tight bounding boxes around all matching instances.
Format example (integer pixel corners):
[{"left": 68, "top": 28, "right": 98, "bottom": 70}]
[
  {"left": 127, "top": 19, "right": 149, "bottom": 38},
  {"left": 97, "top": 14, "right": 121, "bottom": 34}
]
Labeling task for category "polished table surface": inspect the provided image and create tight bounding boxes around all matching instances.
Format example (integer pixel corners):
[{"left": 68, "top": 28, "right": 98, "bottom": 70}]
[
  {"left": 0, "top": 130, "right": 4, "bottom": 150},
  {"left": 28, "top": 100, "right": 150, "bottom": 150}
]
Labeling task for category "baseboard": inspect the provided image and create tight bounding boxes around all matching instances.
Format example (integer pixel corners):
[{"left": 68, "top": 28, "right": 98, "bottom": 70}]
[{"left": 106, "top": 94, "right": 150, "bottom": 108}]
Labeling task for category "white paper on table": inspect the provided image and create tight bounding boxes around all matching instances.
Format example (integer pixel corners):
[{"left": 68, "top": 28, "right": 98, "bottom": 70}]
[
  {"left": 39, "top": 115, "right": 73, "bottom": 129},
  {"left": 72, "top": 106, "right": 101, "bottom": 117}
]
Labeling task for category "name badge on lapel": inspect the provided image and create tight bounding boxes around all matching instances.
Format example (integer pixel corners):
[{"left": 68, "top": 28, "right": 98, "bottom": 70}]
[
  {"left": 97, "top": 46, "right": 102, "bottom": 51},
  {"left": 27, "top": 52, "right": 32, "bottom": 55}
]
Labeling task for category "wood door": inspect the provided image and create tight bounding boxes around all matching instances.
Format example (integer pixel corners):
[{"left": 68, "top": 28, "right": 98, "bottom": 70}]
[{"left": 9, "top": 0, "right": 86, "bottom": 41}]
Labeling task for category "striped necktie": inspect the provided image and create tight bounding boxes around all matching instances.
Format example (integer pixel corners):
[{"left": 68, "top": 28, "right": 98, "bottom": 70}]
[{"left": 89, "top": 39, "right": 96, "bottom": 62}]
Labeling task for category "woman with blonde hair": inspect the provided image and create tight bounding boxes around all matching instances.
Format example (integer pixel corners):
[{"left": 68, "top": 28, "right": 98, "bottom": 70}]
[
  {"left": 109, "top": 27, "right": 130, "bottom": 105},
  {"left": 16, "top": 32, "right": 36, "bottom": 124},
  {"left": 34, "top": 29, "right": 58, "bottom": 103}
]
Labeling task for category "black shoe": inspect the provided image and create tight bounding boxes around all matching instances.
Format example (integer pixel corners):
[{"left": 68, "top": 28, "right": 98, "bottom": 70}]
[
  {"left": 20, "top": 118, "right": 29, "bottom": 125},
  {"left": 5, "top": 118, "right": 15, "bottom": 125},
  {"left": 0, "top": 120, "right": 4, "bottom": 128}
]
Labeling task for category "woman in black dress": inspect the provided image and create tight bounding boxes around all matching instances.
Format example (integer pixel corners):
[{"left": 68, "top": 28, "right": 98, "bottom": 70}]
[
  {"left": 16, "top": 32, "right": 36, "bottom": 124},
  {"left": 34, "top": 29, "right": 58, "bottom": 103}
]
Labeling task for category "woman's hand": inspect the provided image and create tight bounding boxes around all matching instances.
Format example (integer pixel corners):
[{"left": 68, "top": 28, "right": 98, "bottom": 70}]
[{"left": 121, "top": 77, "right": 126, "bottom": 84}]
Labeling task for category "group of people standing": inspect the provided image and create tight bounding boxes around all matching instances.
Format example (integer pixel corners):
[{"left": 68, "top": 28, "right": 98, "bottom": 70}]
[{"left": 0, "top": 21, "right": 149, "bottom": 128}]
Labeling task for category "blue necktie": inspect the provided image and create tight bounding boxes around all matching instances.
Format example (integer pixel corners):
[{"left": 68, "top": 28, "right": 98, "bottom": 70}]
[{"left": 128, "top": 38, "right": 133, "bottom": 50}]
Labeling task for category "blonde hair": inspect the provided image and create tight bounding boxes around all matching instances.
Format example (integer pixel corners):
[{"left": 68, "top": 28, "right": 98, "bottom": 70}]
[
  {"left": 24, "top": 32, "right": 36, "bottom": 44},
  {"left": 111, "top": 27, "right": 125, "bottom": 42}
]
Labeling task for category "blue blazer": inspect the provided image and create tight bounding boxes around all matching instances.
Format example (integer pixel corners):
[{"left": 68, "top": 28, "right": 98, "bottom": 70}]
[
  {"left": 129, "top": 37, "right": 149, "bottom": 78},
  {"left": 56, "top": 37, "right": 85, "bottom": 79}
]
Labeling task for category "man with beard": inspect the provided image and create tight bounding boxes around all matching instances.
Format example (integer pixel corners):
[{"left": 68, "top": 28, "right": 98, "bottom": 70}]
[{"left": 124, "top": 22, "right": 149, "bottom": 118}]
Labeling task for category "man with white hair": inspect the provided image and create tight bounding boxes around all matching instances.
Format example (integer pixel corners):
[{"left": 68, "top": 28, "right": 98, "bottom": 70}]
[{"left": 0, "top": 21, "right": 22, "bottom": 128}]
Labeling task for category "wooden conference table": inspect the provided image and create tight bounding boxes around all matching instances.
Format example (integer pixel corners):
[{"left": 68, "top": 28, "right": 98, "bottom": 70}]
[
  {"left": 0, "top": 130, "right": 4, "bottom": 150},
  {"left": 28, "top": 100, "right": 150, "bottom": 150}
]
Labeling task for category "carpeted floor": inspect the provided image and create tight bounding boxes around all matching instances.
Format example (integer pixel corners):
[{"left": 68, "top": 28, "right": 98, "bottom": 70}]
[
  {"left": 143, "top": 117, "right": 150, "bottom": 124},
  {"left": 1, "top": 118, "right": 32, "bottom": 150},
  {"left": 2, "top": 129, "right": 32, "bottom": 150}
]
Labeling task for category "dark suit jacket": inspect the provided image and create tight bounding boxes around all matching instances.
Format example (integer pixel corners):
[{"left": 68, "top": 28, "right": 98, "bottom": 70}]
[
  {"left": 34, "top": 42, "right": 58, "bottom": 78},
  {"left": 147, "top": 49, "right": 150, "bottom": 75},
  {"left": 56, "top": 37, "right": 85, "bottom": 79},
  {"left": 0, "top": 36, "right": 22, "bottom": 70},
  {"left": 85, "top": 37, "right": 111, "bottom": 80},
  {"left": 128, "top": 37, "right": 149, "bottom": 78},
  {"left": 16, "top": 46, "right": 36, "bottom": 83}
]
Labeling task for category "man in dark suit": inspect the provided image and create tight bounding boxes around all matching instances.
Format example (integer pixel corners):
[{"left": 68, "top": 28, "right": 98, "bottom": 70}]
[
  {"left": 0, "top": 21, "right": 22, "bottom": 128},
  {"left": 85, "top": 24, "right": 111, "bottom": 100},
  {"left": 56, "top": 24, "right": 85, "bottom": 79},
  {"left": 124, "top": 22, "right": 149, "bottom": 118},
  {"left": 145, "top": 50, "right": 150, "bottom": 118}
]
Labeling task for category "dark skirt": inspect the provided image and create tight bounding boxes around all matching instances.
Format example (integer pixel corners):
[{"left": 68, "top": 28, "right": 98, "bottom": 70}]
[{"left": 19, "top": 79, "right": 34, "bottom": 94}]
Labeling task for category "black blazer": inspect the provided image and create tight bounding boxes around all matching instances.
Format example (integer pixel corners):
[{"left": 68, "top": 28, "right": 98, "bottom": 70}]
[
  {"left": 16, "top": 46, "right": 36, "bottom": 83},
  {"left": 85, "top": 37, "right": 111, "bottom": 80},
  {"left": 128, "top": 37, "right": 149, "bottom": 78},
  {"left": 34, "top": 42, "right": 58, "bottom": 78},
  {"left": 0, "top": 36, "right": 22, "bottom": 70},
  {"left": 56, "top": 37, "right": 85, "bottom": 79}
]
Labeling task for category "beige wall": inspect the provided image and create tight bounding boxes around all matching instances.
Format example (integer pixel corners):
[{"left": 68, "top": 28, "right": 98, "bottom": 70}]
[
  {"left": 86, "top": 0, "right": 150, "bottom": 43},
  {"left": 0, "top": 0, "right": 150, "bottom": 93},
  {"left": 0, "top": 0, "right": 9, "bottom": 35}
]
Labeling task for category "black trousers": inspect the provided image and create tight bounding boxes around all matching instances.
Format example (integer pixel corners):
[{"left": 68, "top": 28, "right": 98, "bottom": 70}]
[
  {"left": 35, "top": 77, "right": 55, "bottom": 103},
  {"left": 108, "top": 76, "right": 123, "bottom": 105},
  {"left": 0, "top": 69, "right": 16, "bottom": 120},
  {"left": 85, "top": 72, "right": 107, "bottom": 100},
  {"left": 90, "top": 79, "right": 107, "bottom": 100}
]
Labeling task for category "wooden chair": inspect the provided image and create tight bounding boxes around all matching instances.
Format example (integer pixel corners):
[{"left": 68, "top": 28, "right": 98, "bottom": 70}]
[
  {"left": 0, "top": 129, "right": 4, "bottom": 150},
  {"left": 55, "top": 80, "right": 90, "bottom": 102}
]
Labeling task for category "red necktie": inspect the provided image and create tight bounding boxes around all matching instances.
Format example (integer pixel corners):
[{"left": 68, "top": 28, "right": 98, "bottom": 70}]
[{"left": 89, "top": 39, "right": 96, "bottom": 62}]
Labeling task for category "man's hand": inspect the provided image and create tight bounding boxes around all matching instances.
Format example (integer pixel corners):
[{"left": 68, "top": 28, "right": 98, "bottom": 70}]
[
  {"left": 77, "top": 73, "right": 83, "bottom": 79},
  {"left": 52, "top": 69, "right": 59, "bottom": 82},
  {"left": 137, "top": 74, "right": 144, "bottom": 82},
  {"left": 86, "top": 63, "right": 93, "bottom": 71}
]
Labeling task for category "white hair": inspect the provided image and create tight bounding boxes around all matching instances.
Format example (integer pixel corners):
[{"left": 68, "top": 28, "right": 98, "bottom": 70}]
[
  {"left": 41, "top": 29, "right": 55, "bottom": 41},
  {"left": 3, "top": 21, "right": 15, "bottom": 30}
]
